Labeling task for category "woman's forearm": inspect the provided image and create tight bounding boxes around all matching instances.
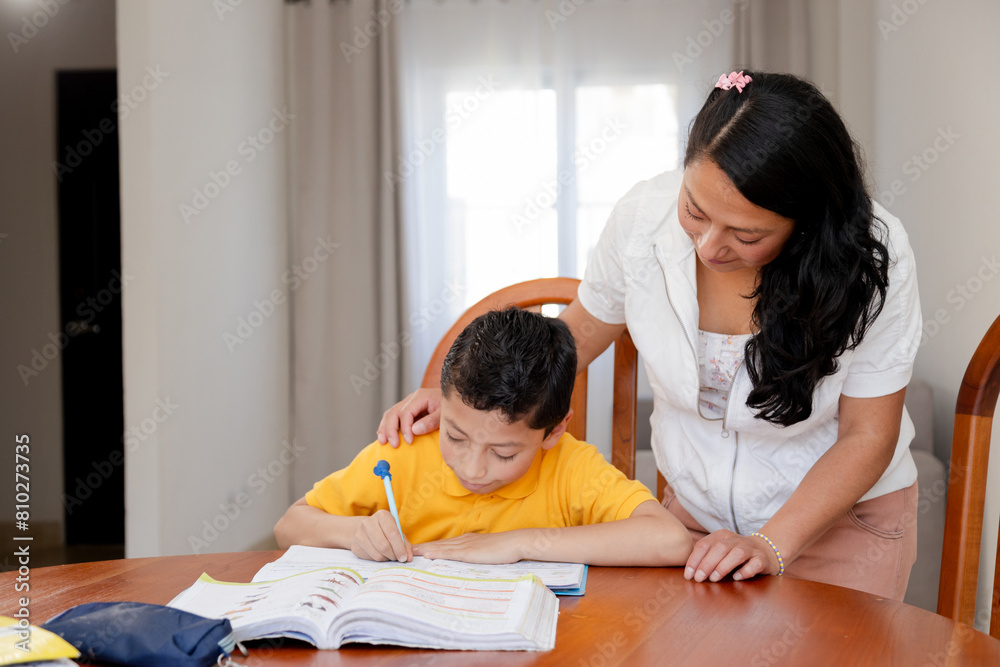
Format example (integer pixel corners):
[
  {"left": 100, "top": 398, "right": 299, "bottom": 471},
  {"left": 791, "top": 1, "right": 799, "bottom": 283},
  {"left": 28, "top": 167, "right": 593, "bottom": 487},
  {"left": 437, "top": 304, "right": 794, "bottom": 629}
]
[
  {"left": 756, "top": 390, "right": 905, "bottom": 564},
  {"left": 559, "top": 298, "right": 625, "bottom": 372}
]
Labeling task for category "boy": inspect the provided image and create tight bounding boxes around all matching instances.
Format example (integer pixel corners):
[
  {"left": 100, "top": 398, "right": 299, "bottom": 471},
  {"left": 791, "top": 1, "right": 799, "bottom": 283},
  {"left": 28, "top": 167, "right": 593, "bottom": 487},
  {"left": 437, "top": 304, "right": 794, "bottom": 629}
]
[{"left": 275, "top": 308, "right": 692, "bottom": 566}]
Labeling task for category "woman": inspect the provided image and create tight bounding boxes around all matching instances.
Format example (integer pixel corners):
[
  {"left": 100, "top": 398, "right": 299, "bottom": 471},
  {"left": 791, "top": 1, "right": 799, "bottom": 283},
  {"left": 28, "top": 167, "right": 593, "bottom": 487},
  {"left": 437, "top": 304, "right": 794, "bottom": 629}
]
[{"left": 378, "top": 71, "right": 922, "bottom": 599}]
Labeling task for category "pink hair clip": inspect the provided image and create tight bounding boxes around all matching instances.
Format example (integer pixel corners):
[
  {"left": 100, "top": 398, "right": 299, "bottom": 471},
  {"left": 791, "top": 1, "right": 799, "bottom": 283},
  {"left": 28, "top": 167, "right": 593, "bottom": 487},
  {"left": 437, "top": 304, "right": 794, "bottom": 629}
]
[{"left": 715, "top": 70, "right": 752, "bottom": 93}]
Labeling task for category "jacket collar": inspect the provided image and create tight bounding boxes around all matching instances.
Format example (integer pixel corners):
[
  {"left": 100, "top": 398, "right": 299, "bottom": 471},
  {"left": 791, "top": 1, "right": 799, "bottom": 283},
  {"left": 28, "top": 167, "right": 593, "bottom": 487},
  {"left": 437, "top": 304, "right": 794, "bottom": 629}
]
[
  {"left": 653, "top": 202, "right": 696, "bottom": 269},
  {"left": 654, "top": 210, "right": 700, "bottom": 339}
]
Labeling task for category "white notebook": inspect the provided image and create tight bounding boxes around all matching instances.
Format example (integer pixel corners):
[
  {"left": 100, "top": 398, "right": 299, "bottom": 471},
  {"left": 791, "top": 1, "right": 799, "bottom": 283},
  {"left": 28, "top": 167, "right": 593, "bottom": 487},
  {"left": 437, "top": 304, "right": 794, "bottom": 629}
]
[{"left": 253, "top": 545, "right": 587, "bottom": 594}]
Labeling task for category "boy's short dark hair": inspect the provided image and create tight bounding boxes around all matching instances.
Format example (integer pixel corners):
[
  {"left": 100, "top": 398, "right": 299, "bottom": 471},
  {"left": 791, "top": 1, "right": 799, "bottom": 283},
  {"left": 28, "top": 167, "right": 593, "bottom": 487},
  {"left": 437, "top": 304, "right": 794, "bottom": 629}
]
[{"left": 440, "top": 308, "right": 577, "bottom": 435}]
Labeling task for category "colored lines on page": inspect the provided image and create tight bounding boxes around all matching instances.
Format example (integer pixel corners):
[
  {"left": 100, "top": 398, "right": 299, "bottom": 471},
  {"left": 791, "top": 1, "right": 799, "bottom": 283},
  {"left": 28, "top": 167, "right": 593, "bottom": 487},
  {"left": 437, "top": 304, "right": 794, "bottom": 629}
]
[{"left": 353, "top": 568, "right": 526, "bottom": 615}]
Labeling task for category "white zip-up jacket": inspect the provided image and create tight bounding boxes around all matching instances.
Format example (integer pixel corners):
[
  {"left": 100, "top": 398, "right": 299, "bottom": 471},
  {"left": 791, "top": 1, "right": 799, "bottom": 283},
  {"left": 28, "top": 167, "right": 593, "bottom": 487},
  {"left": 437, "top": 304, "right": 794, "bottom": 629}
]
[{"left": 578, "top": 170, "right": 921, "bottom": 535}]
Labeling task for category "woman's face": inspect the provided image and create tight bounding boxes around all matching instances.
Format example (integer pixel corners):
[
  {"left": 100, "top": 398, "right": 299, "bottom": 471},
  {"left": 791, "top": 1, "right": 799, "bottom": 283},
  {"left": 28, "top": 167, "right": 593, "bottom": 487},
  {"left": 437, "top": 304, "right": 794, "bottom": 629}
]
[{"left": 678, "top": 160, "right": 796, "bottom": 274}]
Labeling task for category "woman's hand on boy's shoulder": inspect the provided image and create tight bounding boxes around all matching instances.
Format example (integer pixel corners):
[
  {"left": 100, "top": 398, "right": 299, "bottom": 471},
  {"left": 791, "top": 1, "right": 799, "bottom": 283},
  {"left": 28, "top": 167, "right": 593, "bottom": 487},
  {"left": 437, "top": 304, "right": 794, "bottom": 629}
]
[{"left": 377, "top": 387, "right": 444, "bottom": 447}]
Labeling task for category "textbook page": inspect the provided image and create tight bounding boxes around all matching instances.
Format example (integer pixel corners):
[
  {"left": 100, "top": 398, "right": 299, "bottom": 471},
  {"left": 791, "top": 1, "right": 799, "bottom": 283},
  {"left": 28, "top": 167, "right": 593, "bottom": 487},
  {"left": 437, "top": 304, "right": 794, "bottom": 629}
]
[
  {"left": 333, "top": 567, "right": 558, "bottom": 650},
  {"left": 168, "top": 566, "right": 558, "bottom": 650},
  {"left": 255, "top": 545, "right": 585, "bottom": 590},
  {"left": 167, "top": 568, "right": 365, "bottom": 646}
]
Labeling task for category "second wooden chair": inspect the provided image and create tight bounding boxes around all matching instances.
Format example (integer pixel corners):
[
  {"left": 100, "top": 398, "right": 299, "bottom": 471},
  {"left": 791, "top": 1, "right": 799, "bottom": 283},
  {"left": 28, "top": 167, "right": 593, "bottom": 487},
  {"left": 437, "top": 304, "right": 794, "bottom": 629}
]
[
  {"left": 937, "top": 312, "right": 1000, "bottom": 639},
  {"left": 421, "top": 278, "right": 663, "bottom": 495}
]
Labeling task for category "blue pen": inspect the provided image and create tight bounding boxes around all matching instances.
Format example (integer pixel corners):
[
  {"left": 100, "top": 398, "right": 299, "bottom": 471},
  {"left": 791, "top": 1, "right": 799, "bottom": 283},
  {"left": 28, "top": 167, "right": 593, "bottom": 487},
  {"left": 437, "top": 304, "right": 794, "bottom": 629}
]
[{"left": 373, "top": 460, "right": 405, "bottom": 539}]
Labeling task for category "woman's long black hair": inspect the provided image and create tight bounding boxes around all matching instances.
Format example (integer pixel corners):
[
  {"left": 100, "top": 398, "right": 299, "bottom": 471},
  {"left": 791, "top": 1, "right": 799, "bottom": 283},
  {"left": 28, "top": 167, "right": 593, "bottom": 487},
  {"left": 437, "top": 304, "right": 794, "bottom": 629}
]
[{"left": 684, "top": 71, "right": 890, "bottom": 427}]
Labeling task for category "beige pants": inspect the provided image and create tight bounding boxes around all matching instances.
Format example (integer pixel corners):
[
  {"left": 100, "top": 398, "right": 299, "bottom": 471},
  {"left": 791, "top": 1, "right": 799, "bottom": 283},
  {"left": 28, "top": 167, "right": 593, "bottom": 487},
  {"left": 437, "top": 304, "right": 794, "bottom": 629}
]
[{"left": 662, "top": 481, "right": 918, "bottom": 600}]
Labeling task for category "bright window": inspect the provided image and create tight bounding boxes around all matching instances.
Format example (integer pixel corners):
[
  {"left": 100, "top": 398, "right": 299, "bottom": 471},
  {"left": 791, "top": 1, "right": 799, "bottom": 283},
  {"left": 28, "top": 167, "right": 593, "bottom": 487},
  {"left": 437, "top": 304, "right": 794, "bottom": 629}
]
[
  {"left": 446, "top": 88, "right": 560, "bottom": 304},
  {"left": 444, "top": 83, "right": 679, "bottom": 312}
]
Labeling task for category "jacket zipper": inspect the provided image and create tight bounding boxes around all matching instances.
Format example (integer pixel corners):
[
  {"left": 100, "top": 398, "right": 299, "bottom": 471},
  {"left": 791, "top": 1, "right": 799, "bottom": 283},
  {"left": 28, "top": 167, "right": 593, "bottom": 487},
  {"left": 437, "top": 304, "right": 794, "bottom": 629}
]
[
  {"left": 656, "top": 242, "right": 745, "bottom": 534},
  {"left": 723, "top": 362, "right": 744, "bottom": 535},
  {"left": 722, "top": 361, "right": 743, "bottom": 535}
]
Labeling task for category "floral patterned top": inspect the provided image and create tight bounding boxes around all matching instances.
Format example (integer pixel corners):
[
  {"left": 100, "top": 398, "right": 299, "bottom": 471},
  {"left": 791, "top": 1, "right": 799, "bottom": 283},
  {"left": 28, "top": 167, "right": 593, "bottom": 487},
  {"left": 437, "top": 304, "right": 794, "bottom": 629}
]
[{"left": 697, "top": 330, "right": 752, "bottom": 418}]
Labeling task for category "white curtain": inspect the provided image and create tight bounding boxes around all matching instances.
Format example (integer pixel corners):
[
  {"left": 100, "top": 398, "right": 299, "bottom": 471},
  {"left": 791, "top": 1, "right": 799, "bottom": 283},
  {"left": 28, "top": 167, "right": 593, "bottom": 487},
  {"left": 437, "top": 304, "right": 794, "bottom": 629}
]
[
  {"left": 285, "top": 0, "right": 406, "bottom": 493},
  {"left": 395, "top": 0, "right": 737, "bottom": 393},
  {"left": 734, "top": 0, "right": 810, "bottom": 75},
  {"left": 732, "top": 0, "right": 856, "bottom": 146}
]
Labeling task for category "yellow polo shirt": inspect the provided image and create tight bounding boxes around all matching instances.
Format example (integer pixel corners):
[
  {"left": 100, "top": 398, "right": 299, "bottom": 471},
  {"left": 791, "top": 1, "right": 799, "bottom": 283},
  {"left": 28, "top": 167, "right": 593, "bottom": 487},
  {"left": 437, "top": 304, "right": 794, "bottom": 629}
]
[{"left": 304, "top": 431, "right": 655, "bottom": 544}]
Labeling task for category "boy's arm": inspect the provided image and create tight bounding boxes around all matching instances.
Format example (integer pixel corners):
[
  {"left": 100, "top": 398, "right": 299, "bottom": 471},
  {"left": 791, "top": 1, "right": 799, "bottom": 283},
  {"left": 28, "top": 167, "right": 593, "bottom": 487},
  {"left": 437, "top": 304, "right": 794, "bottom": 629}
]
[
  {"left": 274, "top": 497, "right": 413, "bottom": 562},
  {"left": 411, "top": 500, "right": 693, "bottom": 566}
]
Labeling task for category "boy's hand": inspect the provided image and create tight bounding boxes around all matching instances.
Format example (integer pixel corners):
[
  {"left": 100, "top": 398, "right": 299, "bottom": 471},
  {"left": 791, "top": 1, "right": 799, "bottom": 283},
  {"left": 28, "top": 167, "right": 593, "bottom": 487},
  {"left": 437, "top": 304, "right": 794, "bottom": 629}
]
[
  {"left": 413, "top": 532, "right": 525, "bottom": 564},
  {"left": 352, "top": 510, "right": 413, "bottom": 563},
  {"left": 377, "top": 388, "right": 443, "bottom": 447}
]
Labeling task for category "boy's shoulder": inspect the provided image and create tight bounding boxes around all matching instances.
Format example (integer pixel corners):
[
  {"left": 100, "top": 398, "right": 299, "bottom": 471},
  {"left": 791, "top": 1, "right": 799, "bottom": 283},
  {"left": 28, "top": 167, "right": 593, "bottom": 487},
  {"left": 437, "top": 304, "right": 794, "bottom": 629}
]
[
  {"left": 543, "top": 432, "right": 616, "bottom": 470},
  {"left": 538, "top": 433, "right": 655, "bottom": 510},
  {"left": 348, "top": 431, "right": 443, "bottom": 471}
]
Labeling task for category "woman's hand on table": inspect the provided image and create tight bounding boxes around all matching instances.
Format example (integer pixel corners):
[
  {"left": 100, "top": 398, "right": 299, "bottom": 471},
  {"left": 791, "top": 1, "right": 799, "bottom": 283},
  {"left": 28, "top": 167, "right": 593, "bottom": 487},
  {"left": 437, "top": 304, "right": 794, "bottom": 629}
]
[{"left": 684, "top": 529, "right": 781, "bottom": 582}]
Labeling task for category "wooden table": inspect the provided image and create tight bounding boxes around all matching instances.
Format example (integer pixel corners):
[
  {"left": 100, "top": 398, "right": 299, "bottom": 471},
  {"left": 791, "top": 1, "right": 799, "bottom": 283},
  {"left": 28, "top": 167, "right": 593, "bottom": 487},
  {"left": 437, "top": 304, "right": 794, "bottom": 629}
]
[{"left": 3, "top": 550, "right": 999, "bottom": 665}]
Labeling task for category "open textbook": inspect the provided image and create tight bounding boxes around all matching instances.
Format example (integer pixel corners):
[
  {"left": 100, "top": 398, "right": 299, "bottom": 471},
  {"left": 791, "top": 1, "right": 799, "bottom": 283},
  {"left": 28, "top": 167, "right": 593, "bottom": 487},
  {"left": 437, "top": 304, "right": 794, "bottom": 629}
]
[
  {"left": 253, "top": 545, "right": 588, "bottom": 595},
  {"left": 168, "top": 566, "right": 558, "bottom": 651}
]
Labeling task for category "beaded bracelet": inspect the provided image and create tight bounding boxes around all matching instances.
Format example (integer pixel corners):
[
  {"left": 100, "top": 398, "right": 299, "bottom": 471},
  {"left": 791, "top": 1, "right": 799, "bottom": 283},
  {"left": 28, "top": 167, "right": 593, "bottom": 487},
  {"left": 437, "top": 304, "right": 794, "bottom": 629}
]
[{"left": 750, "top": 532, "right": 785, "bottom": 577}]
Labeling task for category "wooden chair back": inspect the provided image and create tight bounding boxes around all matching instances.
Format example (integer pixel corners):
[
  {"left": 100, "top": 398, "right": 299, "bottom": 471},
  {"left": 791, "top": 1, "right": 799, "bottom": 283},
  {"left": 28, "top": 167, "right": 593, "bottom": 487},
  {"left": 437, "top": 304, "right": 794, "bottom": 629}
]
[
  {"left": 421, "top": 278, "right": 650, "bottom": 486},
  {"left": 937, "top": 313, "right": 1000, "bottom": 638}
]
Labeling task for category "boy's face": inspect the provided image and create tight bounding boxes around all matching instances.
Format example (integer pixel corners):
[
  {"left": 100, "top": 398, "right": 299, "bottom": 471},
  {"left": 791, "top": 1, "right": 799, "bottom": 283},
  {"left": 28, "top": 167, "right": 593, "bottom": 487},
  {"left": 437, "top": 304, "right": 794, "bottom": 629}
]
[{"left": 438, "top": 392, "right": 567, "bottom": 495}]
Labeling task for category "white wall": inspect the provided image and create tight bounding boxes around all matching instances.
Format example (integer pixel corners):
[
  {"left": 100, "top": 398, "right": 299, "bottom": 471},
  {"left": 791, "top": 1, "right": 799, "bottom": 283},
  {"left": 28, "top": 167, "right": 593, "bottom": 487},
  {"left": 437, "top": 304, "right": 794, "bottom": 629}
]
[
  {"left": 872, "top": 0, "right": 1000, "bottom": 631},
  {"left": 0, "top": 0, "right": 117, "bottom": 540},
  {"left": 118, "top": 1, "right": 291, "bottom": 557},
  {"left": 834, "top": 0, "right": 875, "bottom": 152}
]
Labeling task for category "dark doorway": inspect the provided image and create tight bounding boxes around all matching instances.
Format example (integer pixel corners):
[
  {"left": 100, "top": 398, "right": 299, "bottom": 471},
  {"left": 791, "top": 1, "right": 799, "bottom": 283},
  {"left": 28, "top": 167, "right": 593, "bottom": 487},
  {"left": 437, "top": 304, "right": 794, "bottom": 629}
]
[{"left": 56, "top": 70, "right": 125, "bottom": 546}]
